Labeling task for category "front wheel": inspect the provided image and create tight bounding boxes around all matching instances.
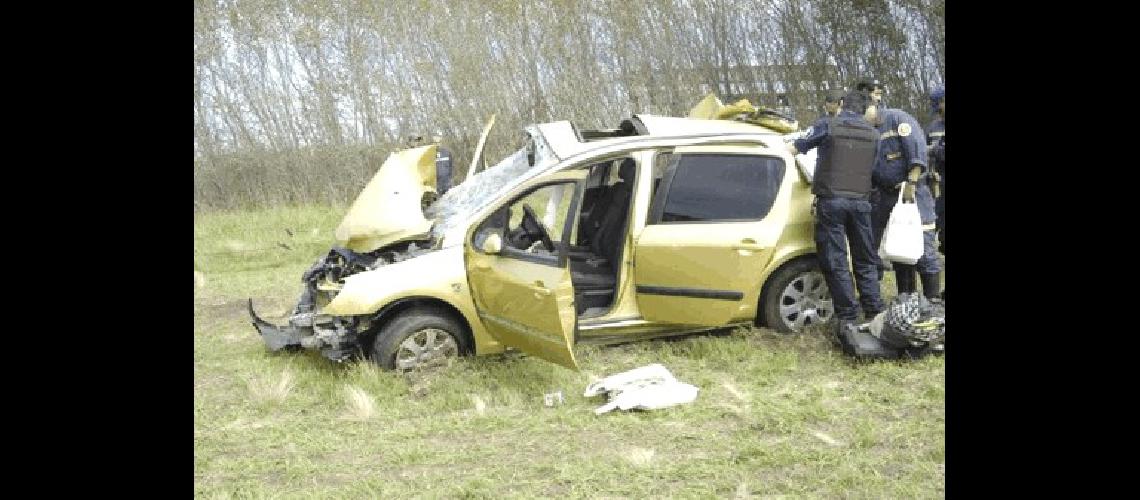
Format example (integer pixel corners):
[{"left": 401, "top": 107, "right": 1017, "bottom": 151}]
[
  {"left": 370, "top": 307, "right": 470, "bottom": 370},
  {"left": 760, "top": 258, "right": 834, "bottom": 334}
]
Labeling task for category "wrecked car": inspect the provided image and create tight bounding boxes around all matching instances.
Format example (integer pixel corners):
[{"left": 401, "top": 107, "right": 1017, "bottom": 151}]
[{"left": 250, "top": 100, "right": 834, "bottom": 371}]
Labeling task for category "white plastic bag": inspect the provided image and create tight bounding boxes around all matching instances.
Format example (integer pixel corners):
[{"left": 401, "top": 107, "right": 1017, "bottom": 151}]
[
  {"left": 879, "top": 188, "right": 923, "bottom": 265},
  {"left": 593, "top": 382, "right": 699, "bottom": 415},
  {"left": 584, "top": 364, "right": 699, "bottom": 415}
]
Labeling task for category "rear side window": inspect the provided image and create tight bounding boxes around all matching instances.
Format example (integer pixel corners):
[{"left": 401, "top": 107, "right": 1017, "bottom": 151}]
[{"left": 651, "top": 154, "right": 785, "bottom": 223}]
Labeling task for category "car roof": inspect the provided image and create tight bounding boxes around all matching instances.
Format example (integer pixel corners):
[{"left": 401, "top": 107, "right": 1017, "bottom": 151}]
[
  {"left": 635, "top": 114, "right": 784, "bottom": 136},
  {"left": 533, "top": 114, "right": 784, "bottom": 161}
]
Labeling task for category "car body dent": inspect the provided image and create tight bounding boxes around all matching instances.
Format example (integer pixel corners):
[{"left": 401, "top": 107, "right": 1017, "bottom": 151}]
[
  {"left": 319, "top": 245, "right": 504, "bottom": 356},
  {"left": 334, "top": 145, "right": 438, "bottom": 253}
]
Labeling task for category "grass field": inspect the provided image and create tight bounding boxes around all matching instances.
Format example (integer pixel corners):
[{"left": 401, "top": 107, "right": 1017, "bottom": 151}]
[{"left": 194, "top": 205, "right": 944, "bottom": 498}]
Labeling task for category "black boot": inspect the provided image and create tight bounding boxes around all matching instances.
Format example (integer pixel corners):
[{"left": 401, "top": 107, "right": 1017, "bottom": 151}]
[
  {"left": 833, "top": 319, "right": 852, "bottom": 346},
  {"left": 894, "top": 265, "right": 917, "bottom": 294},
  {"left": 920, "top": 273, "right": 942, "bottom": 301},
  {"left": 838, "top": 320, "right": 899, "bottom": 359}
]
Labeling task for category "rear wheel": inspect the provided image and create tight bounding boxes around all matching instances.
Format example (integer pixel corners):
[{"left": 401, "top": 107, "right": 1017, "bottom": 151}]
[
  {"left": 370, "top": 307, "right": 470, "bottom": 371},
  {"left": 761, "top": 258, "right": 834, "bottom": 334}
]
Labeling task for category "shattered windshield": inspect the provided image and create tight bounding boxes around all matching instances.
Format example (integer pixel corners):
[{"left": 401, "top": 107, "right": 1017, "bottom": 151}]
[{"left": 426, "top": 146, "right": 546, "bottom": 239}]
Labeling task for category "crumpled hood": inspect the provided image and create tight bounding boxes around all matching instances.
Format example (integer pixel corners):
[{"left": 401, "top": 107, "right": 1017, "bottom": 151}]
[{"left": 335, "top": 145, "right": 438, "bottom": 253}]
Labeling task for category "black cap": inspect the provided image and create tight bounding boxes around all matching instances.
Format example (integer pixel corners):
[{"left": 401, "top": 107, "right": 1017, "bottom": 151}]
[
  {"left": 855, "top": 78, "right": 883, "bottom": 92},
  {"left": 841, "top": 90, "right": 870, "bottom": 114}
]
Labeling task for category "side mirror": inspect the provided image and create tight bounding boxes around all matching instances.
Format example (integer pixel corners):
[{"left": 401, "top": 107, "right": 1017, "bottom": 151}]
[{"left": 481, "top": 233, "right": 503, "bottom": 255}]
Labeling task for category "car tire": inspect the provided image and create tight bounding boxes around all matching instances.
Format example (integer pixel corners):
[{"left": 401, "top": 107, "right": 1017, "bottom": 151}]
[
  {"left": 760, "top": 258, "right": 835, "bottom": 334},
  {"left": 370, "top": 306, "right": 470, "bottom": 371}
]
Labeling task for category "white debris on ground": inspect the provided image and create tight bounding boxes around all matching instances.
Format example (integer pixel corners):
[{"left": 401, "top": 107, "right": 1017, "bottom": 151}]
[{"left": 584, "top": 364, "right": 699, "bottom": 415}]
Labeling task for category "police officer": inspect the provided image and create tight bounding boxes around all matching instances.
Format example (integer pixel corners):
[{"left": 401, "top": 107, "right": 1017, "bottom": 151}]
[
  {"left": 432, "top": 134, "right": 454, "bottom": 196},
  {"left": 855, "top": 78, "right": 894, "bottom": 273},
  {"left": 855, "top": 78, "right": 886, "bottom": 108},
  {"left": 865, "top": 100, "right": 941, "bottom": 300},
  {"left": 926, "top": 87, "right": 945, "bottom": 253},
  {"left": 787, "top": 90, "right": 885, "bottom": 332},
  {"left": 820, "top": 89, "right": 844, "bottom": 118}
]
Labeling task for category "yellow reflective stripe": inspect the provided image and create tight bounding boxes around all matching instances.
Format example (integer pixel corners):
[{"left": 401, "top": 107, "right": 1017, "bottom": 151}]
[
  {"left": 928, "top": 132, "right": 945, "bottom": 137},
  {"left": 881, "top": 131, "right": 898, "bottom": 139},
  {"left": 923, "top": 224, "right": 937, "bottom": 231}
]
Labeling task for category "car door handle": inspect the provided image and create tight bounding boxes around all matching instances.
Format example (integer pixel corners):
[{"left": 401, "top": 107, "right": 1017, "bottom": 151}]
[{"left": 732, "top": 238, "right": 764, "bottom": 251}]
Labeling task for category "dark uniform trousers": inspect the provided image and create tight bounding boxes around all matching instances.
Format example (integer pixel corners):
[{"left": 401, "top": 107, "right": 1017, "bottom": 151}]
[
  {"left": 871, "top": 185, "right": 941, "bottom": 297},
  {"left": 814, "top": 196, "right": 885, "bottom": 321},
  {"left": 436, "top": 147, "right": 453, "bottom": 195}
]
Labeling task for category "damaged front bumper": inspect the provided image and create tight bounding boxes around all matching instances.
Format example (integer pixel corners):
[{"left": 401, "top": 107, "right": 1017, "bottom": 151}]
[
  {"left": 248, "top": 243, "right": 432, "bottom": 362},
  {"left": 248, "top": 299, "right": 307, "bottom": 350},
  {"left": 248, "top": 299, "right": 364, "bottom": 362}
]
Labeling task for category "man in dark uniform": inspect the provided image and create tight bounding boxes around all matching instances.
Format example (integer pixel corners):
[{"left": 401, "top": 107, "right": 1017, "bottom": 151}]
[
  {"left": 855, "top": 78, "right": 886, "bottom": 109},
  {"left": 821, "top": 89, "right": 844, "bottom": 118},
  {"left": 926, "top": 87, "right": 945, "bottom": 253},
  {"left": 787, "top": 90, "right": 885, "bottom": 332},
  {"left": 865, "top": 100, "right": 941, "bottom": 301},
  {"left": 432, "top": 134, "right": 454, "bottom": 196},
  {"left": 855, "top": 78, "right": 893, "bottom": 275}
]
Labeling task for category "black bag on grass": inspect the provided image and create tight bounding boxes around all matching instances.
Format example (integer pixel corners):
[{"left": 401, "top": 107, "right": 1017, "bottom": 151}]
[{"left": 839, "top": 293, "right": 945, "bottom": 360}]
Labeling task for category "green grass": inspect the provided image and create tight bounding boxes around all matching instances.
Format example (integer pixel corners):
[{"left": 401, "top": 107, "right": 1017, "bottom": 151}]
[{"left": 194, "top": 205, "right": 944, "bottom": 498}]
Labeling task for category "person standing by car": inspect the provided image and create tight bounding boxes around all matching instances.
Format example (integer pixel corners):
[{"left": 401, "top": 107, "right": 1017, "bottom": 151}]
[
  {"left": 926, "top": 87, "right": 945, "bottom": 254},
  {"left": 821, "top": 89, "right": 844, "bottom": 118},
  {"left": 432, "top": 134, "right": 454, "bottom": 196},
  {"left": 856, "top": 78, "right": 886, "bottom": 108},
  {"left": 855, "top": 78, "right": 893, "bottom": 276},
  {"left": 865, "top": 100, "right": 941, "bottom": 301},
  {"left": 787, "top": 90, "right": 885, "bottom": 332}
]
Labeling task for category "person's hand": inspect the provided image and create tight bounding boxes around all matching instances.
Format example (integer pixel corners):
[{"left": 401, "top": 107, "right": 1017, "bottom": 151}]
[
  {"left": 785, "top": 142, "right": 798, "bottom": 156},
  {"left": 902, "top": 182, "right": 916, "bottom": 203}
]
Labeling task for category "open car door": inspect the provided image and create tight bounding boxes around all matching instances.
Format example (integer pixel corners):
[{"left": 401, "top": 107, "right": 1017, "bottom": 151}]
[
  {"left": 633, "top": 146, "right": 795, "bottom": 325},
  {"left": 465, "top": 174, "right": 585, "bottom": 369}
]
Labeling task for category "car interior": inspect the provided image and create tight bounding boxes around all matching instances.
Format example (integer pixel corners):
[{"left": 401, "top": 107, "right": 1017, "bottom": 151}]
[
  {"left": 470, "top": 156, "right": 640, "bottom": 320},
  {"left": 565, "top": 157, "right": 635, "bottom": 318}
]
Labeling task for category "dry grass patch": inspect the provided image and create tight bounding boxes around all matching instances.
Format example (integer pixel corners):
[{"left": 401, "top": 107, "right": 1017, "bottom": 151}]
[
  {"left": 623, "top": 447, "right": 656, "bottom": 467},
  {"left": 342, "top": 385, "right": 376, "bottom": 421},
  {"left": 245, "top": 369, "right": 294, "bottom": 404}
]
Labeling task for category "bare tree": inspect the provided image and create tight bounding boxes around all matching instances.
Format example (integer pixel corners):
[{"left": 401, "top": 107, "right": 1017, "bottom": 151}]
[{"left": 194, "top": 0, "right": 945, "bottom": 210}]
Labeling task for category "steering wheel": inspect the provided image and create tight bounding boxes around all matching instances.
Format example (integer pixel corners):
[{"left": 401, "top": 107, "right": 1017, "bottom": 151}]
[{"left": 520, "top": 204, "right": 556, "bottom": 252}]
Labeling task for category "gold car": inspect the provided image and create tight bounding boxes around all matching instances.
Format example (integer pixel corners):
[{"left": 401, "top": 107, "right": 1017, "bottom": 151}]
[{"left": 250, "top": 113, "right": 832, "bottom": 371}]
